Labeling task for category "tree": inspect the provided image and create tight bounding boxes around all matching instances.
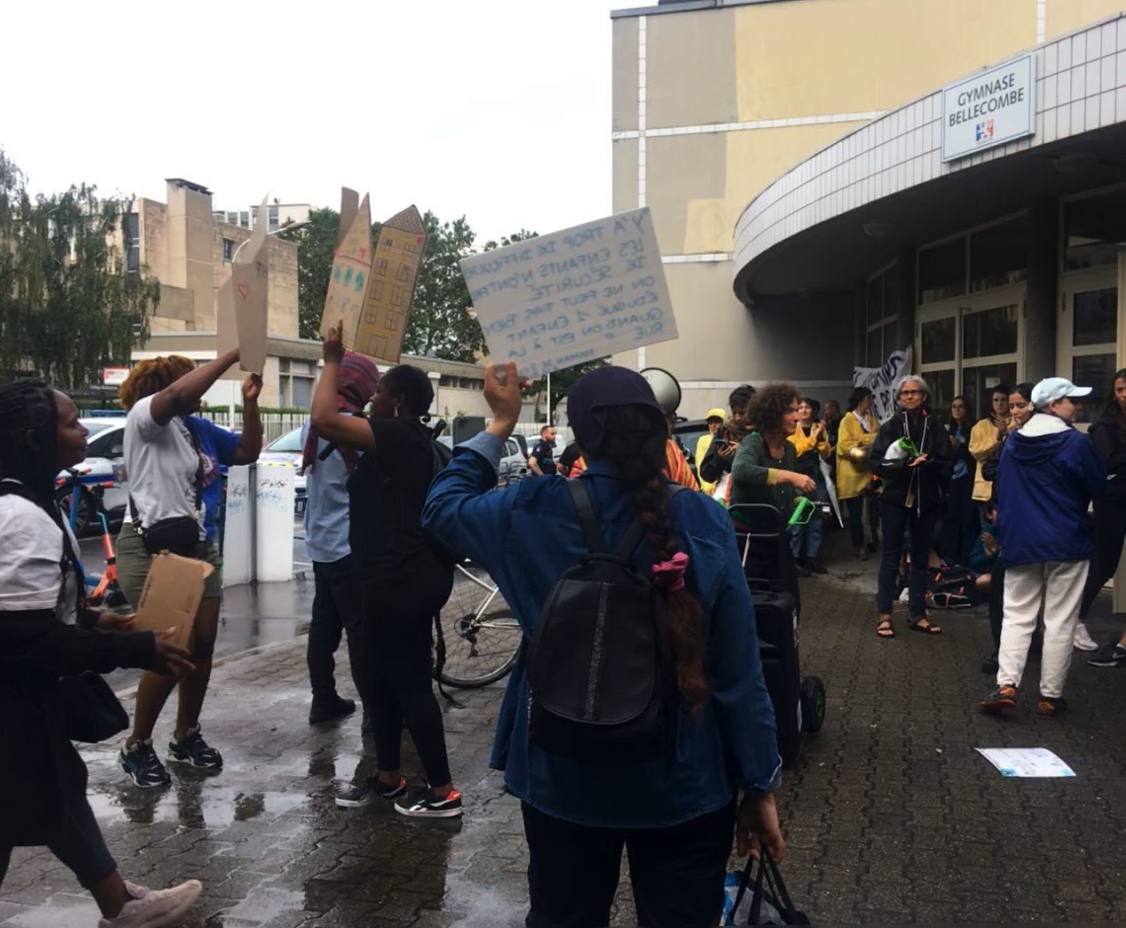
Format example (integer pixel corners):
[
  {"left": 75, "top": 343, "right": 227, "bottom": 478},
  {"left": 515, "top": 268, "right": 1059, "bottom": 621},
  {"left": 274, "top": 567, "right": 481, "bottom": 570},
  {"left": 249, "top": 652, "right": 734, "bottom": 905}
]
[{"left": 0, "top": 150, "right": 159, "bottom": 390}]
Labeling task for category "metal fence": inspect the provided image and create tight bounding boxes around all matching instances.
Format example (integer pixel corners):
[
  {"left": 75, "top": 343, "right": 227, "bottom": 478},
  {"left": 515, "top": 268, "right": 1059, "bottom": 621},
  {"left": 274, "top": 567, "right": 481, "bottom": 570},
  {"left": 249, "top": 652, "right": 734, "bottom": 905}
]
[{"left": 196, "top": 411, "right": 308, "bottom": 444}]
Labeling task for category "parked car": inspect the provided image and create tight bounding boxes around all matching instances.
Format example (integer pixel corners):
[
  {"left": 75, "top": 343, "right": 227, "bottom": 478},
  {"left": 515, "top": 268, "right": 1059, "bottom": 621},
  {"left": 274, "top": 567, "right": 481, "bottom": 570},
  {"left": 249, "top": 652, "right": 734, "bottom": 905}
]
[
  {"left": 258, "top": 426, "right": 308, "bottom": 515},
  {"left": 672, "top": 418, "right": 712, "bottom": 481},
  {"left": 55, "top": 418, "right": 129, "bottom": 534},
  {"left": 437, "top": 434, "right": 529, "bottom": 486}
]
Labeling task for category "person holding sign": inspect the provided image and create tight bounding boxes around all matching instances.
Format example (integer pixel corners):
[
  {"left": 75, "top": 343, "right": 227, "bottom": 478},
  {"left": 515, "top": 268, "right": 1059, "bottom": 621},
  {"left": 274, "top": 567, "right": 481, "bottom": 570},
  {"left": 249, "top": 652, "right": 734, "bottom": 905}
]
[
  {"left": 0, "top": 381, "right": 201, "bottom": 925},
  {"left": 421, "top": 363, "right": 783, "bottom": 928},
  {"left": 115, "top": 351, "right": 263, "bottom": 789},
  {"left": 314, "top": 323, "right": 461, "bottom": 819}
]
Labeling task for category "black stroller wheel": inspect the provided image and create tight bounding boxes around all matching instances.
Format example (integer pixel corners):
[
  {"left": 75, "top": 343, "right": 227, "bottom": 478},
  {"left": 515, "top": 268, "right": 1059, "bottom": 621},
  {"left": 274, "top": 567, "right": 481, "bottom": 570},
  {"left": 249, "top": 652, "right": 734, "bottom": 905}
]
[{"left": 800, "top": 676, "right": 826, "bottom": 733}]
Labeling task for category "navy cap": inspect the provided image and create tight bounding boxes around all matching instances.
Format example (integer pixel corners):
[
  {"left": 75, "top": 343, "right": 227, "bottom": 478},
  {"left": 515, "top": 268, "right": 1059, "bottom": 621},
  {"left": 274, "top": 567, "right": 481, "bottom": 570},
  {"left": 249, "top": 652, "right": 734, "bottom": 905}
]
[{"left": 567, "top": 366, "right": 665, "bottom": 452}]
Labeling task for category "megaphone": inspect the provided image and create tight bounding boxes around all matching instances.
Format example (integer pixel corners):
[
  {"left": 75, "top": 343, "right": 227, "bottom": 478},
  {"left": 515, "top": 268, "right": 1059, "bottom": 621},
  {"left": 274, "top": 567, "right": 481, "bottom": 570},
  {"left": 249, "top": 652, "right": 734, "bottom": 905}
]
[{"left": 640, "top": 367, "right": 681, "bottom": 418}]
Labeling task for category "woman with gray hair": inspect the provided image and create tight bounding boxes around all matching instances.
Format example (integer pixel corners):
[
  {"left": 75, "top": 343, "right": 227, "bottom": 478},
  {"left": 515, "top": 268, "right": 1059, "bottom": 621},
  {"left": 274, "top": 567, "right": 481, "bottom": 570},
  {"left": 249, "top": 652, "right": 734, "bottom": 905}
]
[{"left": 868, "top": 375, "right": 953, "bottom": 638}]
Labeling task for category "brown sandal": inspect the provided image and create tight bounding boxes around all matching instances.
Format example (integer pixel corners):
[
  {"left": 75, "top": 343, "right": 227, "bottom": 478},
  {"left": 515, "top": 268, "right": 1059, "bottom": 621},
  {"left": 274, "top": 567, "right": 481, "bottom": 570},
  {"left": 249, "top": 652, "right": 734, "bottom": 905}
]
[
  {"left": 910, "top": 618, "right": 942, "bottom": 635},
  {"left": 876, "top": 618, "right": 895, "bottom": 639}
]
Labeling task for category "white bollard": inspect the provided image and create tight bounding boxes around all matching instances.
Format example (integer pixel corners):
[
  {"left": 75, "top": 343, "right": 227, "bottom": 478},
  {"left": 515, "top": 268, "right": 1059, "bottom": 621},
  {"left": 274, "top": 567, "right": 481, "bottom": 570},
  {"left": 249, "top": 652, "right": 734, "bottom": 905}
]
[
  {"left": 222, "top": 465, "right": 254, "bottom": 587},
  {"left": 256, "top": 463, "right": 295, "bottom": 582}
]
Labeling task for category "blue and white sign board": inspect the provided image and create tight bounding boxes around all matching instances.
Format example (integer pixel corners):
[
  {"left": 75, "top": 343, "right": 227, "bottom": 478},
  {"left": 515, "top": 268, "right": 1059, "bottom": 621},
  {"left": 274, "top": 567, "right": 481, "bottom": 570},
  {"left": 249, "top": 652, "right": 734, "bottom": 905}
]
[
  {"left": 460, "top": 208, "right": 677, "bottom": 379},
  {"left": 942, "top": 54, "right": 1034, "bottom": 161}
]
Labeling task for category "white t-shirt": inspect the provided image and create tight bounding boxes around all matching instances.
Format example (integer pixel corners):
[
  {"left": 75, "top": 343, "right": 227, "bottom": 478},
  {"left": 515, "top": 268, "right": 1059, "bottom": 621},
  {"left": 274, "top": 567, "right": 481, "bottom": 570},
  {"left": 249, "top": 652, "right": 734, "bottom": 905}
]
[
  {"left": 0, "top": 484, "right": 79, "bottom": 623},
  {"left": 123, "top": 395, "right": 205, "bottom": 536}
]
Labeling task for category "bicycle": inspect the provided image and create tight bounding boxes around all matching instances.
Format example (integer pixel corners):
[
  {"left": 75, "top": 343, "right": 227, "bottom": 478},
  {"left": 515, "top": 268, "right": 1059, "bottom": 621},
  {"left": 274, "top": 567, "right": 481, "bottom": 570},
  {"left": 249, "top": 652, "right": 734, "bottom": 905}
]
[
  {"left": 434, "top": 560, "right": 522, "bottom": 688},
  {"left": 56, "top": 468, "right": 126, "bottom": 608}
]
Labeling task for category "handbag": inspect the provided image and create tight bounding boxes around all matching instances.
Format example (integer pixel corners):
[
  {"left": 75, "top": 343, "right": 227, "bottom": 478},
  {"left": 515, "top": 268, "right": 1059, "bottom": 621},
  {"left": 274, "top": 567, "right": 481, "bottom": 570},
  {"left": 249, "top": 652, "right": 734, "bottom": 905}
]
[
  {"left": 59, "top": 671, "right": 129, "bottom": 743},
  {"left": 724, "top": 848, "right": 810, "bottom": 925}
]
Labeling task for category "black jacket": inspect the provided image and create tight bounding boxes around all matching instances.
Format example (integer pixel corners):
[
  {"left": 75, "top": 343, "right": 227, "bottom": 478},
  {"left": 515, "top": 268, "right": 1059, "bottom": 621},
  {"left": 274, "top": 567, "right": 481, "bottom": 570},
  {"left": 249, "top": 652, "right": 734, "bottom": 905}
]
[
  {"left": 699, "top": 426, "right": 745, "bottom": 485},
  {"left": 869, "top": 409, "right": 953, "bottom": 513},
  {"left": 0, "top": 611, "right": 154, "bottom": 844},
  {"left": 1089, "top": 418, "right": 1126, "bottom": 503}
]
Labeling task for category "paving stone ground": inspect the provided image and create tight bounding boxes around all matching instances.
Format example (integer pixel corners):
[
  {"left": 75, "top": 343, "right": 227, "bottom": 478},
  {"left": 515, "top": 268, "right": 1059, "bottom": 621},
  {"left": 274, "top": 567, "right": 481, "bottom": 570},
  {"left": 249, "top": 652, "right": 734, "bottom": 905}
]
[{"left": 3, "top": 533, "right": 1126, "bottom": 926}]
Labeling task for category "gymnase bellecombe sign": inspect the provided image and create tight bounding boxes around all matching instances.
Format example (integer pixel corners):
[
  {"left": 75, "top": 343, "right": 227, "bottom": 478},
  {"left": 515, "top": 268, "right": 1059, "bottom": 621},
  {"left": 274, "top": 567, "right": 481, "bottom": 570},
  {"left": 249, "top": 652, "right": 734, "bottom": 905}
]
[{"left": 941, "top": 54, "right": 1035, "bottom": 162}]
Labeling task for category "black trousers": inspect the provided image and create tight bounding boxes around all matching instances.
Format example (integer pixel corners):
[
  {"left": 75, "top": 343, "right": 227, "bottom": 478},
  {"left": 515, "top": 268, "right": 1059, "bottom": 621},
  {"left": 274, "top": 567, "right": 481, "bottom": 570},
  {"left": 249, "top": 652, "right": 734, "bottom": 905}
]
[
  {"left": 522, "top": 801, "right": 736, "bottom": 928},
  {"left": 1080, "top": 494, "right": 1126, "bottom": 620},
  {"left": 845, "top": 495, "right": 880, "bottom": 549},
  {"left": 0, "top": 796, "right": 116, "bottom": 891},
  {"left": 308, "top": 555, "right": 366, "bottom": 700},
  {"left": 363, "top": 569, "right": 454, "bottom": 787},
  {"left": 939, "top": 475, "right": 978, "bottom": 568},
  {"left": 877, "top": 502, "right": 939, "bottom": 619}
]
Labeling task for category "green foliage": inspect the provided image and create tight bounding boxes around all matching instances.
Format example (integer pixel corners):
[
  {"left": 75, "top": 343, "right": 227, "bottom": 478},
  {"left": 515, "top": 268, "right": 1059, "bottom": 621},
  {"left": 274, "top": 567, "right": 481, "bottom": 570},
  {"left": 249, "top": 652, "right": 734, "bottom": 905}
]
[{"left": 0, "top": 149, "right": 159, "bottom": 389}]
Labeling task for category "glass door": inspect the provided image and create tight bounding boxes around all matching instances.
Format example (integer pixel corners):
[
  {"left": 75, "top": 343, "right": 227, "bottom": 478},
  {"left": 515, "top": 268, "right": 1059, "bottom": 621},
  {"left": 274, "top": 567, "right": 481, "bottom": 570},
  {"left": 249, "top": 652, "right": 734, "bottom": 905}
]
[{"left": 1058, "top": 268, "right": 1118, "bottom": 424}]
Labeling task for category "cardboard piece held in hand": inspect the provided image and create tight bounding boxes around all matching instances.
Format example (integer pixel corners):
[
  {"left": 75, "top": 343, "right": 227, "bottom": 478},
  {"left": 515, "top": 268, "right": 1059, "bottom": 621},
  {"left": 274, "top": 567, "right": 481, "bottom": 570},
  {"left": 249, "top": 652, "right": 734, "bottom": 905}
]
[{"left": 133, "top": 552, "right": 213, "bottom": 651}]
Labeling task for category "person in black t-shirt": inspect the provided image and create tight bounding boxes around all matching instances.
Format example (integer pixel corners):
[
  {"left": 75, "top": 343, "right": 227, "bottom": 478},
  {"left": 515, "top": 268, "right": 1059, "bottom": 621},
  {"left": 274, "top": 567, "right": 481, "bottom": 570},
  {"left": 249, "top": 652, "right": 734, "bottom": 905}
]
[
  {"left": 311, "top": 321, "right": 461, "bottom": 819},
  {"left": 529, "top": 426, "right": 559, "bottom": 475}
]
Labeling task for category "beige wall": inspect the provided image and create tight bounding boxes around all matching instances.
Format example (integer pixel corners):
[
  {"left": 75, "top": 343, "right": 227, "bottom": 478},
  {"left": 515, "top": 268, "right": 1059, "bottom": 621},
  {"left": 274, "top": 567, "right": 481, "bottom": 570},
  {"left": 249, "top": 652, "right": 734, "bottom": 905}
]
[
  {"left": 211, "top": 225, "right": 299, "bottom": 338},
  {"left": 164, "top": 182, "right": 215, "bottom": 331},
  {"left": 612, "top": 16, "right": 639, "bottom": 133},
  {"left": 139, "top": 198, "right": 166, "bottom": 279},
  {"left": 647, "top": 9, "right": 738, "bottom": 129},
  {"left": 1045, "top": 0, "right": 1126, "bottom": 38}
]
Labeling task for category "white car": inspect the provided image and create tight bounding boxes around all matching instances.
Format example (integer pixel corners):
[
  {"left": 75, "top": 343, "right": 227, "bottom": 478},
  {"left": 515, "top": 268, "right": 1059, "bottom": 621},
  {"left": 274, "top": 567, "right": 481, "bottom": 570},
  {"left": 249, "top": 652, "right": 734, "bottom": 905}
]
[
  {"left": 55, "top": 417, "right": 129, "bottom": 533},
  {"left": 437, "top": 434, "right": 529, "bottom": 486},
  {"left": 258, "top": 427, "right": 308, "bottom": 514}
]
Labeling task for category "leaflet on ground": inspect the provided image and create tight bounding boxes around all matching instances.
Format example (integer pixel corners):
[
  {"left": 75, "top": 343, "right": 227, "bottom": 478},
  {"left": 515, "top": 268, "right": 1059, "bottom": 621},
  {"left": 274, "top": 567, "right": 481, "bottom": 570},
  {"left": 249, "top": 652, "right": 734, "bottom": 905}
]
[{"left": 459, "top": 208, "right": 677, "bottom": 379}]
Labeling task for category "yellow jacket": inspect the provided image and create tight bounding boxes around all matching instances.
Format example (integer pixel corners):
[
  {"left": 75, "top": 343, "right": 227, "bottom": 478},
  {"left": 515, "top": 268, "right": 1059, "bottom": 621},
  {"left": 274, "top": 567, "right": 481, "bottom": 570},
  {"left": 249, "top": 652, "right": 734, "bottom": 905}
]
[
  {"left": 969, "top": 417, "right": 1005, "bottom": 502},
  {"left": 835, "top": 411, "right": 879, "bottom": 500},
  {"left": 695, "top": 433, "right": 717, "bottom": 494},
  {"left": 788, "top": 425, "right": 831, "bottom": 463}
]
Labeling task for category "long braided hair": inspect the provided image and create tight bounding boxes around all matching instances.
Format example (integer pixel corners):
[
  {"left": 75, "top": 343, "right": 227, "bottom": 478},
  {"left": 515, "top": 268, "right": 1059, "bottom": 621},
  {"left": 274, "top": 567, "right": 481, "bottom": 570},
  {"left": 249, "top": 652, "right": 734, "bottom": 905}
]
[
  {"left": 0, "top": 380, "right": 65, "bottom": 529},
  {"left": 591, "top": 405, "right": 710, "bottom": 709}
]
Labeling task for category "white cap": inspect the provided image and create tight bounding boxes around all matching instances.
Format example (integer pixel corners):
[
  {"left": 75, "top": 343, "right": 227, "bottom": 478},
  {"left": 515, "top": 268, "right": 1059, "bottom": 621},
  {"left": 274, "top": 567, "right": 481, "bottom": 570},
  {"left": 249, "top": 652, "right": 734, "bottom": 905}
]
[{"left": 1031, "top": 377, "right": 1092, "bottom": 410}]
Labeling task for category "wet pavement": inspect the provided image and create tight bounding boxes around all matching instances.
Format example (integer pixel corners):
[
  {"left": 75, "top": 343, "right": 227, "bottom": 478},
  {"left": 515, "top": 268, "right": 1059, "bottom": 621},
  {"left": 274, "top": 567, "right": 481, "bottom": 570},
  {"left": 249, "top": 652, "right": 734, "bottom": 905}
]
[{"left": 6, "top": 528, "right": 1126, "bottom": 926}]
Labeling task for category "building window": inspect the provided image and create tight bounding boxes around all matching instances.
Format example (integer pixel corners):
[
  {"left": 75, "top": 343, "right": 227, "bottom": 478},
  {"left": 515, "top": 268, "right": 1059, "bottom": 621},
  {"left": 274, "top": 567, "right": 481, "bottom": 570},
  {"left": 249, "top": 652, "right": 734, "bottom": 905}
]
[
  {"left": 1064, "top": 188, "right": 1126, "bottom": 272},
  {"left": 963, "top": 304, "right": 1018, "bottom": 359},
  {"left": 918, "top": 236, "right": 967, "bottom": 304},
  {"left": 222, "top": 238, "right": 235, "bottom": 262},
  {"left": 226, "top": 211, "right": 239, "bottom": 226},
  {"left": 374, "top": 258, "right": 388, "bottom": 277},
  {"left": 368, "top": 281, "right": 384, "bottom": 302},
  {"left": 240, "top": 211, "right": 250, "bottom": 229},
  {"left": 279, "top": 358, "right": 316, "bottom": 408},
  {"left": 268, "top": 205, "right": 279, "bottom": 232},
  {"left": 125, "top": 212, "right": 140, "bottom": 274},
  {"left": 395, "top": 263, "right": 410, "bottom": 282},
  {"left": 391, "top": 285, "right": 407, "bottom": 308},
  {"left": 969, "top": 215, "right": 1028, "bottom": 292},
  {"left": 864, "top": 264, "right": 899, "bottom": 367}
]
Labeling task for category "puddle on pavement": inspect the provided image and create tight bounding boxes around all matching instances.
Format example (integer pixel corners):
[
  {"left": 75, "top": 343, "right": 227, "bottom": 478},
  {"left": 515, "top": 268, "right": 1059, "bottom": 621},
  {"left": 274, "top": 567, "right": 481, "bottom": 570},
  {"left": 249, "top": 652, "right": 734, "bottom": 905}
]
[
  {"left": 4, "top": 896, "right": 100, "bottom": 928},
  {"left": 86, "top": 785, "right": 310, "bottom": 829},
  {"left": 220, "top": 886, "right": 307, "bottom": 924}
]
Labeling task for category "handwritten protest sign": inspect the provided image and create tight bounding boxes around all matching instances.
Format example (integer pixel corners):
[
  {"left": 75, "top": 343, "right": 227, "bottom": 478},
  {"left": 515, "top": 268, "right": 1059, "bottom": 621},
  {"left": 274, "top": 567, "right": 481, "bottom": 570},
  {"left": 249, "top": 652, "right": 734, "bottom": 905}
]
[
  {"left": 353, "top": 205, "right": 426, "bottom": 362},
  {"left": 853, "top": 347, "right": 913, "bottom": 422},
  {"left": 318, "top": 191, "right": 372, "bottom": 340},
  {"left": 459, "top": 208, "right": 677, "bottom": 379},
  {"left": 216, "top": 200, "right": 269, "bottom": 377}
]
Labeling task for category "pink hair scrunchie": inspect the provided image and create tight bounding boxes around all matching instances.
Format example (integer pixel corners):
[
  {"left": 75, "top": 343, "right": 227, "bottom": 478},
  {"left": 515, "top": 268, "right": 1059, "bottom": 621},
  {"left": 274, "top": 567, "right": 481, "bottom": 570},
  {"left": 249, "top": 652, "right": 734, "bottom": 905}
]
[{"left": 652, "top": 551, "right": 689, "bottom": 592}]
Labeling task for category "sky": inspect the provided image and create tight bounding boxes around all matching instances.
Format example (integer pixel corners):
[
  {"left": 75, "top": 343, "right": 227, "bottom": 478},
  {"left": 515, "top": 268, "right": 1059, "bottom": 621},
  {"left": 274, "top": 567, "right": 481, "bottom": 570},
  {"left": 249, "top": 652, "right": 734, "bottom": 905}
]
[{"left": 3, "top": 0, "right": 630, "bottom": 245}]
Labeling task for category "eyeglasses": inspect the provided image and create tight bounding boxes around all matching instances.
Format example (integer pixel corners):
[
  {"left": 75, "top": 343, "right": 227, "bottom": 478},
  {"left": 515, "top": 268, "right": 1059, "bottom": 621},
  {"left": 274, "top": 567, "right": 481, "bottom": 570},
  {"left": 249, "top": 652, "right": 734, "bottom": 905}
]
[{"left": 900, "top": 389, "right": 923, "bottom": 396}]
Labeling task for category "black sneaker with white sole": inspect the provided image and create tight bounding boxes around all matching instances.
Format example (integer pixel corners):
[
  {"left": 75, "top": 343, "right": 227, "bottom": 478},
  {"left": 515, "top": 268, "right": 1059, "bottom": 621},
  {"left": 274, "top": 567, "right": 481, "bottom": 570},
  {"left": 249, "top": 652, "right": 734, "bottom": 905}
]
[
  {"left": 167, "top": 727, "right": 223, "bottom": 769},
  {"left": 394, "top": 787, "right": 463, "bottom": 819},
  {"left": 1087, "top": 644, "right": 1126, "bottom": 668},
  {"left": 118, "top": 740, "right": 171, "bottom": 789},
  {"left": 335, "top": 776, "right": 408, "bottom": 807}
]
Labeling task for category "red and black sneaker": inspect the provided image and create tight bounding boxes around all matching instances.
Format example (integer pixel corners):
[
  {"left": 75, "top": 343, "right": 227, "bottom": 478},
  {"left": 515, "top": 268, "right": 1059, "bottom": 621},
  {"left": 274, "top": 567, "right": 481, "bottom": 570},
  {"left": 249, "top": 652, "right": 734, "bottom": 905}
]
[
  {"left": 395, "top": 787, "right": 463, "bottom": 819},
  {"left": 979, "top": 684, "right": 1017, "bottom": 712},
  {"left": 1036, "top": 696, "right": 1067, "bottom": 719}
]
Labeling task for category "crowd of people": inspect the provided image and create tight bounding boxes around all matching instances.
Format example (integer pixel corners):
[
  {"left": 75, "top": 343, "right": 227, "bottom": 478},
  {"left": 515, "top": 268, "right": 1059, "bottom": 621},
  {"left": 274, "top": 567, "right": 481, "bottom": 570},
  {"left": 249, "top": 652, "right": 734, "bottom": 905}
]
[{"left": 4, "top": 329, "right": 1126, "bottom": 926}]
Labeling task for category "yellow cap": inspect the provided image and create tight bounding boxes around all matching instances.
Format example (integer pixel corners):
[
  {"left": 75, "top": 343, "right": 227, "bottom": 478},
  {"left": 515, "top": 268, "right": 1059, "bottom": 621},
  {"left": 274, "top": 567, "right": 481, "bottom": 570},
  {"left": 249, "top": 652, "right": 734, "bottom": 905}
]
[{"left": 706, "top": 408, "right": 726, "bottom": 421}]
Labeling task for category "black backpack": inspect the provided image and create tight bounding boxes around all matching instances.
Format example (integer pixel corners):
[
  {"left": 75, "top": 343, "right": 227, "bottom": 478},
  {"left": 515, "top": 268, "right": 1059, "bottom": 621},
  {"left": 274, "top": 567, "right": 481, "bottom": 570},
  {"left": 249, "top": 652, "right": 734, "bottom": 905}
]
[{"left": 526, "top": 479, "right": 682, "bottom": 763}]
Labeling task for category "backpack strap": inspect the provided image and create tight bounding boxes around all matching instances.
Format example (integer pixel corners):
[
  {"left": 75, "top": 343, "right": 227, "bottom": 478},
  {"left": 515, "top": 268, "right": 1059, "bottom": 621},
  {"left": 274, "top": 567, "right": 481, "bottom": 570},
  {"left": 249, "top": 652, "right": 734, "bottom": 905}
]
[{"left": 566, "top": 479, "right": 605, "bottom": 554}]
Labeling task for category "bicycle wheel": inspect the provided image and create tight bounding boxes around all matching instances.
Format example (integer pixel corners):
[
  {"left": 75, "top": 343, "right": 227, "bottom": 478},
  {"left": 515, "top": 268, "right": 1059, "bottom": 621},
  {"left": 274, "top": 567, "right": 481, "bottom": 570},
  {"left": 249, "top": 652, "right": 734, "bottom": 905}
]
[{"left": 436, "top": 563, "right": 522, "bottom": 688}]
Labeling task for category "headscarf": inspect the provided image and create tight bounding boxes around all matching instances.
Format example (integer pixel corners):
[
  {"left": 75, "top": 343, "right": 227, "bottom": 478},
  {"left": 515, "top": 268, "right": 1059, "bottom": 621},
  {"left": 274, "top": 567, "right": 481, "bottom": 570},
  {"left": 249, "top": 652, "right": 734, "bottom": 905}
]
[{"left": 302, "top": 352, "right": 380, "bottom": 472}]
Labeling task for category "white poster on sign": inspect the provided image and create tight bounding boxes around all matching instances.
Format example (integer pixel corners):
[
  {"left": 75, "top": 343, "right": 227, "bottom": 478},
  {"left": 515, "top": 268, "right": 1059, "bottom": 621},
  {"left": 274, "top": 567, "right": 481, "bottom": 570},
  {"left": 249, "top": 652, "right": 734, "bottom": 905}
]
[
  {"left": 256, "top": 464, "right": 294, "bottom": 582},
  {"left": 942, "top": 55, "right": 1034, "bottom": 161},
  {"left": 460, "top": 208, "right": 677, "bottom": 379},
  {"left": 853, "top": 348, "right": 913, "bottom": 423},
  {"left": 222, "top": 465, "right": 253, "bottom": 587}
]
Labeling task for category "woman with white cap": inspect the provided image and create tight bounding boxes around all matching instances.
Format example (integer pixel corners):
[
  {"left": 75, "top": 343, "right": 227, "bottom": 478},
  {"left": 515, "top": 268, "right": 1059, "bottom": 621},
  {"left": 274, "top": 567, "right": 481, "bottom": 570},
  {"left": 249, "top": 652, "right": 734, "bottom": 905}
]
[{"left": 979, "top": 377, "right": 1105, "bottom": 718}]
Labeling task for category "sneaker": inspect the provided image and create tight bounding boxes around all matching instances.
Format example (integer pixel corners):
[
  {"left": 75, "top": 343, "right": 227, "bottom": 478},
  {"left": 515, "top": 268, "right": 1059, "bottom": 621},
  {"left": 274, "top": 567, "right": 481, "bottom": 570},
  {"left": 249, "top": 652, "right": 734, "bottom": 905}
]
[
  {"left": 979, "top": 684, "right": 1017, "bottom": 712},
  {"left": 98, "top": 879, "right": 202, "bottom": 927},
  {"left": 119, "top": 740, "right": 171, "bottom": 789},
  {"left": 394, "top": 787, "right": 463, "bottom": 819},
  {"left": 309, "top": 694, "right": 356, "bottom": 725},
  {"left": 335, "top": 776, "right": 408, "bottom": 807},
  {"left": 1087, "top": 644, "right": 1126, "bottom": 668},
  {"left": 1036, "top": 696, "right": 1068, "bottom": 718},
  {"left": 806, "top": 559, "right": 828, "bottom": 575},
  {"left": 1073, "top": 623, "right": 1100, "bottom": 652},
  {"left": 167, "top": 727, "right": 223, "bottom": 770},
  {"left": 794, "top": 561, "right": 811, "bottom": 578}
]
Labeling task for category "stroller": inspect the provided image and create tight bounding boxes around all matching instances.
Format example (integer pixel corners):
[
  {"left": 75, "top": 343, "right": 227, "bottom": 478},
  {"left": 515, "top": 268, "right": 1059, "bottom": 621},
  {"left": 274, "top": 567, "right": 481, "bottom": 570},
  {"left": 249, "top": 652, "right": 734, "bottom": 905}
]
[{"left": 729, "top": 503, "right": 826, "bottom": 768}]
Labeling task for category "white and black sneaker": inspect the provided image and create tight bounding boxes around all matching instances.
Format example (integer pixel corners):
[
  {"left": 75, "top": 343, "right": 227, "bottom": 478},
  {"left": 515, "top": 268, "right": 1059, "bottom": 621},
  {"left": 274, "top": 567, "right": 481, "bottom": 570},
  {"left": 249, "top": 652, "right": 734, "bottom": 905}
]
[
  {"left": 118, "top": 740, "right": 171, "bottom": 789},
  {"left": 394, "top": 787, "right": 463, "bottom": 819},
  {"left": 335, "top": 776, "right": 407, "bottom": 808},
  {"left": 167, "top": 727, "right": 223, "bottom": 769}
]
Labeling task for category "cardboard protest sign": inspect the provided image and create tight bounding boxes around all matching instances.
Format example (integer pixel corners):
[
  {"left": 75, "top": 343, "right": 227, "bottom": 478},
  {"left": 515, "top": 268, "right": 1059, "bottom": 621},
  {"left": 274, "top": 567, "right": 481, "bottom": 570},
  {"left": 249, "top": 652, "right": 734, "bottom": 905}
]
[
  {"left": 338, "top": 187, "right": 359, "bottom": 247},
  {"left": 133, "top": 552, "right": 214, "bottom": 651},
  {"left": 216, "top": 199, "right": 269, "bottom": 377},
  {"left": 318, "top": 192, "right": 372, "bottom": 340},
  {"left": 352, "top": 205, "right": 426, "bottom": 362},
  {"left": 459, "top": 208, "right": 676, "bottom": 379}
]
